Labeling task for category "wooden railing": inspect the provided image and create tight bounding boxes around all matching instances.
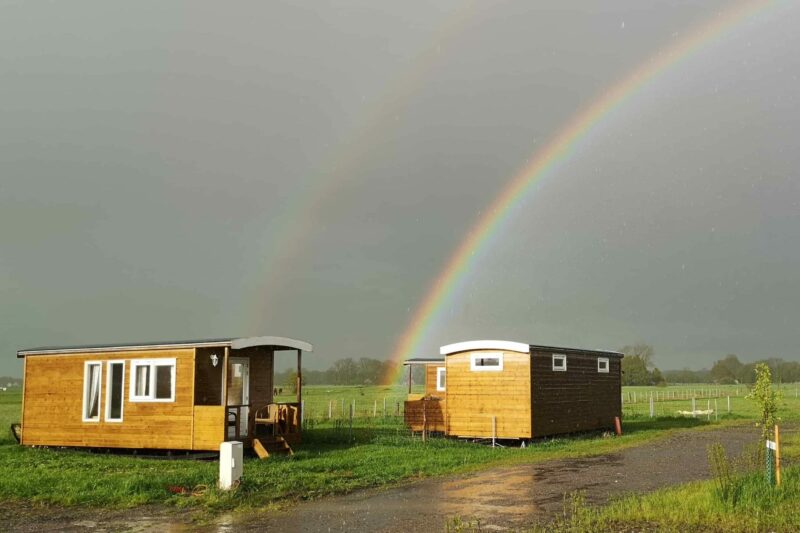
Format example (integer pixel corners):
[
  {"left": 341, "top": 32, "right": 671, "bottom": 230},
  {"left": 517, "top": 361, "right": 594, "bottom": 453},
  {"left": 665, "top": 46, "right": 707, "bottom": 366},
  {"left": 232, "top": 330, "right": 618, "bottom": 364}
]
[{"left": 227, "top": 402, "right": 303, "bottom": 442}]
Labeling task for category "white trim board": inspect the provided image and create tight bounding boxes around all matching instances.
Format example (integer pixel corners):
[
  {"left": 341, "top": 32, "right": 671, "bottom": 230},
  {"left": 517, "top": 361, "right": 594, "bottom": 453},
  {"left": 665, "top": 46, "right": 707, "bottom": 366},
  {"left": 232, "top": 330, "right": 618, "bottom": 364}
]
[{"left": 441, "top": 340, "right": 529, "bottom": 356}]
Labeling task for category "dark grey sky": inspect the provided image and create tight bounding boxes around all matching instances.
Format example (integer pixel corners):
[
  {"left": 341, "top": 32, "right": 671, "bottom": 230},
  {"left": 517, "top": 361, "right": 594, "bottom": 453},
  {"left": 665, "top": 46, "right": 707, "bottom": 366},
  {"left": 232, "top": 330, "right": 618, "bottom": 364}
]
[{"left": 2, "top": 1, "right": 798, "bottom": 376}]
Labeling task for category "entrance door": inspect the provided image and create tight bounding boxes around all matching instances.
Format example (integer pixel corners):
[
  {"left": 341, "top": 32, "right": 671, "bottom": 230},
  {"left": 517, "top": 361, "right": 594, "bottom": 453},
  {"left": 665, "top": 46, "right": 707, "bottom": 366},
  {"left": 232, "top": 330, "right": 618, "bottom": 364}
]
[{"left": 227, "top": 357, "right": 250, "bottom": 438}]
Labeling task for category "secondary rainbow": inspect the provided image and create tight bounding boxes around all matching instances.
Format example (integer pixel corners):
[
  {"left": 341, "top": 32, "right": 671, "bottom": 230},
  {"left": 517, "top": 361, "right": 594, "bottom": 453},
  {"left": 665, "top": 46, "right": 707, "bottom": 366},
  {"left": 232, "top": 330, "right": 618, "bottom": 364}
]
[{"left": 383, "top": 0, "right": 777, "bottom": 384}]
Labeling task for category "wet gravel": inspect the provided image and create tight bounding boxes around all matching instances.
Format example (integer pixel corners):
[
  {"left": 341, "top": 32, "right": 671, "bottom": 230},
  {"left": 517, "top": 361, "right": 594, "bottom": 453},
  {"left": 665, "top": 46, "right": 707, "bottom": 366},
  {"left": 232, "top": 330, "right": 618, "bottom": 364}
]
[{"left": 2, "top": 425, "right": 760, "bottom": 532}]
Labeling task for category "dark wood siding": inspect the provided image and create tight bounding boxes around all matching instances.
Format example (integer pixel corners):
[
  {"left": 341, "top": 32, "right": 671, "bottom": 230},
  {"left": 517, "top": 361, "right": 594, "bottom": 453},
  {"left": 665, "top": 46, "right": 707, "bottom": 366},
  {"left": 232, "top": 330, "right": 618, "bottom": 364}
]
[
  {"left": 530, "top": 350, "right": 621, "bottom": 437},
  {"left": 195, "top": 347, "right": 224, "bottom": 405}
]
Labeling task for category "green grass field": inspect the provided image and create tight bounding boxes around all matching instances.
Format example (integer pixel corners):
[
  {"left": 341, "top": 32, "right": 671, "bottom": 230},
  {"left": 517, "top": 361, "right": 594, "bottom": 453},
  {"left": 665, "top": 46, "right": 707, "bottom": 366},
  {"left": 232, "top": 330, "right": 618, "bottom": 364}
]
[
  {"left": 1, "top": 383, "right": 798, "bottom": 521},
  {"left": 539, "top": 431, "right": 800, "bottom": 533}
]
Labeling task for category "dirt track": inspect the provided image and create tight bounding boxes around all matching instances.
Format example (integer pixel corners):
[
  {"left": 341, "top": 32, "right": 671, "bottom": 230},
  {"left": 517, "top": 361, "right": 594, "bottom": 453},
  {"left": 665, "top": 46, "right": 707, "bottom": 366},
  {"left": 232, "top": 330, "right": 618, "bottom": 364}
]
[{"left": 3, "top": 425, "right": 760, "bottom": 532}]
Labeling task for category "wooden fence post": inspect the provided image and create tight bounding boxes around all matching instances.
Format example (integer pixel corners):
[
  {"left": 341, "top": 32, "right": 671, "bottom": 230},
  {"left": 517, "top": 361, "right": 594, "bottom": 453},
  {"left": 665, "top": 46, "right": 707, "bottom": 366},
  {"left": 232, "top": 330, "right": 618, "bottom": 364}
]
[
  {"left": 727, "top": 396, "right": 731, "bottom": 414},
  {"left": 692, "top": 397, "right": 696, "bottom": 417}
]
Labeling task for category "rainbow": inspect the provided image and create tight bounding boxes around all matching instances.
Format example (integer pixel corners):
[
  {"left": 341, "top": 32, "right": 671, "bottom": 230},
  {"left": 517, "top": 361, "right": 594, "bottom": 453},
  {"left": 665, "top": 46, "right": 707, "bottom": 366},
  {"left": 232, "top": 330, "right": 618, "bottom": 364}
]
[
  {"left": 383, "top": 0, "right": 778, "bottom": 384},
  {"left": 247, "top": 2, "right": 482, "bottom": 330}
]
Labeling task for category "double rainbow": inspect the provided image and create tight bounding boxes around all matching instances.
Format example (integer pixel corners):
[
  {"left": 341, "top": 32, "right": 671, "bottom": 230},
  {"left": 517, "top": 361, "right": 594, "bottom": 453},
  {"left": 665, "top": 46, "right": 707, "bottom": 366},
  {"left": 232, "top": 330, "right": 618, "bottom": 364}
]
[{"left": 383, "top": 0, "right": 777, "bottom": 383}]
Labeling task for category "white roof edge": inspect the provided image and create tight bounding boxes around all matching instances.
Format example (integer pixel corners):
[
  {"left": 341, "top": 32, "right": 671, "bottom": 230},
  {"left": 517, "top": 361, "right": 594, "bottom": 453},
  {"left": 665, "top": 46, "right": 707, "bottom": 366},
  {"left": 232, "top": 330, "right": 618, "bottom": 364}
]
[
  {"left": 440, "top": 340, "right": 530, "bottom": 355},
  {"left": 230, "top": 336, "right": 313, "bottom": 352}
]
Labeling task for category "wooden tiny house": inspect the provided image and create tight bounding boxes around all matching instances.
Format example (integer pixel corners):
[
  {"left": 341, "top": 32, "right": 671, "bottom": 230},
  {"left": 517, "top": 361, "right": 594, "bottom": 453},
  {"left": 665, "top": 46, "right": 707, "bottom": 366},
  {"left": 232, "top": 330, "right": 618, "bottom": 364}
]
[
  {"left": 17, "top": 336, "right": 312, "bottom": 452},
  {"left": 404, "top": 340, "right": 622, "bottom": 440}
]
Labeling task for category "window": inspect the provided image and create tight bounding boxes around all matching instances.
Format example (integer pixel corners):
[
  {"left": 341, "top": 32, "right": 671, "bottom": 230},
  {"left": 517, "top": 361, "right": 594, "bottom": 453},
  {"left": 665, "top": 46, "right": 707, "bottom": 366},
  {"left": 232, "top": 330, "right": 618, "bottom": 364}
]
[
  {"left": 130, "top": 359, "right": 176, "bottom": 402},
  {"left": 106, "top": 361, "right": 125, "bottom": 422},
  {"left": 436, "top": 367, "right": 446, "bottom": 391},
  {"left": 597, "top": 357, "right": 610, "bottom": 373},
  {"left": 552, "top": 353, "right": 567, "bottom": 371},
  {"left": 470, "top": 352, "right": 503, "bottom": 371},
  {"left": 83, "top": 362, "right": 102, "bottom": 422}
]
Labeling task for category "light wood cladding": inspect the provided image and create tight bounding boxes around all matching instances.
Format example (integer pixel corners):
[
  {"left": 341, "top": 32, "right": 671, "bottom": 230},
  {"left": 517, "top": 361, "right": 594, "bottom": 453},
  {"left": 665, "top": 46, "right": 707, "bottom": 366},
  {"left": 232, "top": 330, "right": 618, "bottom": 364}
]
[
  {"left": 21, "top": 344, "right": 282, "bottom": 452},
  {"left": 404, "top": 399, "right": 446, "bottom": 432},
  {"left": 22, "top": 349, "right": 195, "bottom": 450},
  {"left": 444, "top": 350, "right": 532, "bottom": 439},
  {"left": 192, "top": 406, "right": 225, "bottom": 450},
  {"left": 424, "top": 365, "right": 445, "bottom": 396}
]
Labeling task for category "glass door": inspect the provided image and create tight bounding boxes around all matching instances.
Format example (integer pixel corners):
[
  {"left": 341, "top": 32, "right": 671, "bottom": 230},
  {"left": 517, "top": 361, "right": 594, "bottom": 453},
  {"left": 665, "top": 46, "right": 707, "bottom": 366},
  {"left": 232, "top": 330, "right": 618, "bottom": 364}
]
[{"left": 227, "top": 357, "right": 250, "bottom": 437}]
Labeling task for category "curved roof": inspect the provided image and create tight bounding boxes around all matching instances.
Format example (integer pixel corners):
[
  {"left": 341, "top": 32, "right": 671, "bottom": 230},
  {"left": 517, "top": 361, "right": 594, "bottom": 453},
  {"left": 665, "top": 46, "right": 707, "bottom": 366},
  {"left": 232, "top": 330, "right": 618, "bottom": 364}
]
[
  {"left": 17, "top": 336, "right": 313, "bottom": 357},
  {"left": 438, "top": 339, "right": 622, "bottom": 357},
  {"left": 440, "top": 340, "right": 530, "bottom": 355}
]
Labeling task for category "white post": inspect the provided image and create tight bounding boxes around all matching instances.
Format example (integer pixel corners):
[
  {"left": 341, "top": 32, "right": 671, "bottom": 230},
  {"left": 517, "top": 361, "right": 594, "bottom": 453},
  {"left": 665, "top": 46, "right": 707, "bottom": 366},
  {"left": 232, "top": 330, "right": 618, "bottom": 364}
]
[
  {"left": 714, "top": 398, "right": 718, "bottom": 421},
  {"left": 707, "top": 400, "right": 711, "bottom": 421},
  {"left": 692, "top": 397, "right": 696, "bottom": 417},
  {"left": 649, "top": 395, "right": 654, "bottom": 418},
  {"left": 727, "top": 396, "right": 731, "bottom": 414},
  {"left": 219, "top": 441, "right": 243, "bottom": 490},
  {"left": 329, "top": 400, "right": 332, "bottom": 419},
  {"left": 373, "top": 400, "right": 377, "bottom": 417}
]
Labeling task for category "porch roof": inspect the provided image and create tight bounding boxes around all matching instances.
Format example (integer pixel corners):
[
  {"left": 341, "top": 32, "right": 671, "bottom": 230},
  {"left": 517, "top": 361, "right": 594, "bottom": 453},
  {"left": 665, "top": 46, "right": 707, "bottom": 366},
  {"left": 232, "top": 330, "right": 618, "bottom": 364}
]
[
  {"left": 403, "top": 357, "right": 445, "bottom": 366},
  {"left": 17, "top": 336, "right": 313, "bottom": 357}
]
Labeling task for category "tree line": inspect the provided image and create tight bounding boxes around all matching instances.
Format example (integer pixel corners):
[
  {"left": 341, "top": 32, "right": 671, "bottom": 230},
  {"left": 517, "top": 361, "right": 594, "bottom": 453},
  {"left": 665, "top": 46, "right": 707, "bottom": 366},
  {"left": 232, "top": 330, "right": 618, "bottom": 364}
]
[
  {"left": 621, "top": 343, "right": 800, "bottom": 386},
  {"left": 274, "top": 357, "right": 400, "bottom": 389}
]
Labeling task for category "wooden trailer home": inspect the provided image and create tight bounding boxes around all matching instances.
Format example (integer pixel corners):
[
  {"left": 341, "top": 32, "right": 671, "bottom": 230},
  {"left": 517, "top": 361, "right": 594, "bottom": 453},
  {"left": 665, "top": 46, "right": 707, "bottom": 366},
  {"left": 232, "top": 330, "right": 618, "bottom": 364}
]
[
  {"left": 404, "top": 340, "right": 622, "bottom": 440},
  {"left": 17, "top": 336, "right": 312, "bottom": 453}
]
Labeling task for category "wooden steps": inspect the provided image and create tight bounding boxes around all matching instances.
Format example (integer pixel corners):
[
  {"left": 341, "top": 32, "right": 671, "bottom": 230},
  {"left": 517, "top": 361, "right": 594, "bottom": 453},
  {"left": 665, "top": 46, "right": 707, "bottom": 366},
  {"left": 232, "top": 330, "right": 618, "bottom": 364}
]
[{"left": 252, "top": 436, "right": 293, "bottom": 459}]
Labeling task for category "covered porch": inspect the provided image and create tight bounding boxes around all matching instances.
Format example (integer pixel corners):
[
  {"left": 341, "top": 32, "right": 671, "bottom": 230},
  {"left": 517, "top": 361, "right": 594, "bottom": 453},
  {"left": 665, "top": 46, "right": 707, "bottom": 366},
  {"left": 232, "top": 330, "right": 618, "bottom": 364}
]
[
  {"left": 191, "top": 336, "right": 313, "bottom": 452},
  {"left": 403, "top": 358, "right": 446, "bottom": 434}
]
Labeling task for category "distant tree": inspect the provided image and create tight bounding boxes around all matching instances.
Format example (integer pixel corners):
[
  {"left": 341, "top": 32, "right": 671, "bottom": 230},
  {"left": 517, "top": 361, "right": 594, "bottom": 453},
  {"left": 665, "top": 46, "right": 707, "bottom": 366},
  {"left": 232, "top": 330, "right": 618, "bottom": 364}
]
[
  {"left": 710, "top": 354, "right": 743, "bottom": 384},
  {"left": 620, "top": 343, "right": 655, "bottom": 369},
  {"left": 622, "top": 356, "right": 650, "bottom": 386},
  {"left": 285, "top": 370, "right": 302, "bottom": 393},
  {"left": 651, "top": 367, "right": 667, "bottom": 387},
  {"left": 663, "top": 368, "right": 711, "bottom": 384}
]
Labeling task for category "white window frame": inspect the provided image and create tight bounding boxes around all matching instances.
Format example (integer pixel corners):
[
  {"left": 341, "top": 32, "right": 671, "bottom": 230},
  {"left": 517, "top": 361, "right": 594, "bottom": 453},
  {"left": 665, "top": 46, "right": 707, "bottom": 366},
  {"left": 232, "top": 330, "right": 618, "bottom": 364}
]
[
  {"left": 597, "top": 357, "right": 610, "bottom": 373},
  {"left": 105, "top": 360, "right": 126, "bottom": 422},
  {"left": 436, "top": 367, "right": 446, "bottom": 391},
  {"left": 470, "top": 352, "right": 504, "bottom": 372},
  {"left": 129, "top": 358, "right": 176, "bottom": 402},
  {"left": 552, "top": 353, "right": 567, "bottom": 372},
  {"left": 82, "top": 361, "right": 103, "bottom": 422}
]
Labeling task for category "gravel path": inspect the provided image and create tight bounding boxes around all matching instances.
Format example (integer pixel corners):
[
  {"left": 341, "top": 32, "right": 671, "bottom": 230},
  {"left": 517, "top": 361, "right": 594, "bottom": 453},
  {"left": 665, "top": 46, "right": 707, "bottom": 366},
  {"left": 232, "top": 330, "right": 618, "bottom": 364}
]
[{"left": 240, "top": 425, "right": 759, "bottom": 532}]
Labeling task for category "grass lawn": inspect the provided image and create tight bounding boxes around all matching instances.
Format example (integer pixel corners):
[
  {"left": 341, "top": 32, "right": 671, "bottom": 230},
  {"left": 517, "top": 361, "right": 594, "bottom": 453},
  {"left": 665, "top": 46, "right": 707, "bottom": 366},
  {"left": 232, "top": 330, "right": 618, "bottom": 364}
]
[
  {"left": 540, "top": 430, "right": 800, "bottom": 532},
  {"left": 1, "top": 384, "right": 798, "bottom": 517}
]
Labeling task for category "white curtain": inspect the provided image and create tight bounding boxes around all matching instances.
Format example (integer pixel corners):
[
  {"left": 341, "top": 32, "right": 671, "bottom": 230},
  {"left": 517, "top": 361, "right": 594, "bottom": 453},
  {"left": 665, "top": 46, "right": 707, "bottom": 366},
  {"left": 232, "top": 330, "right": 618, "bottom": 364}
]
[{"left": 88, "top": 365, "right": 100, "bottom": 418}]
